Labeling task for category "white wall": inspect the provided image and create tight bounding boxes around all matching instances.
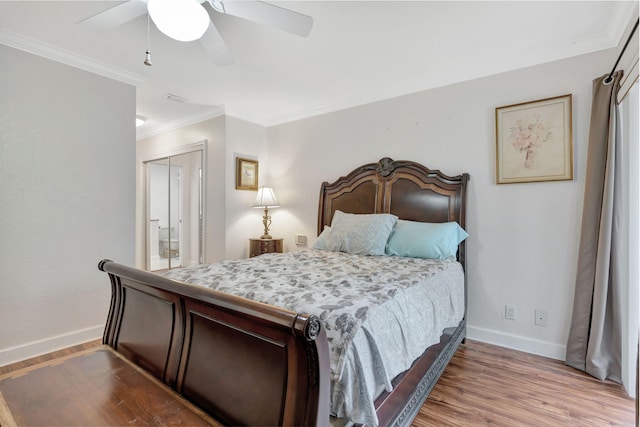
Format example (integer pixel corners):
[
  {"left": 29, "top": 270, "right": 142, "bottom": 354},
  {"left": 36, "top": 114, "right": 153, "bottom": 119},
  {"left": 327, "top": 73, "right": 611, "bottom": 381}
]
[
  {"left": 0, "top": 45, "right": 135, "bottom": 365},
  {"left": 224, "top": 116, "right": 269, "bottom": 259},
  {"left": 266, "top": 48, "right": 618, "bottom": 360}
]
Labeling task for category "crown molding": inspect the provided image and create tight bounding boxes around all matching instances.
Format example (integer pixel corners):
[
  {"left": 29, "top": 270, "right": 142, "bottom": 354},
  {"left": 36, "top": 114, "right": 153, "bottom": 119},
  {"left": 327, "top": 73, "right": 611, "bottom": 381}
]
[
  {"left": 0, "top": 28, "right": 145, "bottom": 86},
  {"left": 136, "top": 108, "right": 225, "bottom": 141}
]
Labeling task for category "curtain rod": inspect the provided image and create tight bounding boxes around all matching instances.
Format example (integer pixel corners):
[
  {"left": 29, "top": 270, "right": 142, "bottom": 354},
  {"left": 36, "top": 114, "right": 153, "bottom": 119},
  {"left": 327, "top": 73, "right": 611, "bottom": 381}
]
[{"left": 604, "top": 18, "right": 639, "bottom": 84}]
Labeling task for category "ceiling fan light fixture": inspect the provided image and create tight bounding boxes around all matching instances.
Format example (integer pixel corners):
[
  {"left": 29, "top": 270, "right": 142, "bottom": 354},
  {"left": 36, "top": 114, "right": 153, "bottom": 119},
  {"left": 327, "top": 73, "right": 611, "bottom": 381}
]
[{"left": 147, "top": 0, "right": 210, "bottom": 42}]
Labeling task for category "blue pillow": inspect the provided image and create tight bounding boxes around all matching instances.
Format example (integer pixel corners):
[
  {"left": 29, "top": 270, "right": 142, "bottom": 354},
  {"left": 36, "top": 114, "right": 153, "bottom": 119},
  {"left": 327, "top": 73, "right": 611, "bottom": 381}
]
[
  {"left": 386, "top": 220, "right": 468, "bottom": 259},
  {"left": 325, "top": 210, "right": 398, "bottom": 256}
]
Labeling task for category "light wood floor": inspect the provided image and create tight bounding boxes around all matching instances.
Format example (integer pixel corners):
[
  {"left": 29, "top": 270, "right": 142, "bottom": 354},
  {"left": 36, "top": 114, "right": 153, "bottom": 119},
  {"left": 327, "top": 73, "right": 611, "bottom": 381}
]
[
  {"left": 415, "top": 340, "right": 636, "bottom": 426},
  {"left": 0, "top": 339, "right": 635, "bottom": 426}
]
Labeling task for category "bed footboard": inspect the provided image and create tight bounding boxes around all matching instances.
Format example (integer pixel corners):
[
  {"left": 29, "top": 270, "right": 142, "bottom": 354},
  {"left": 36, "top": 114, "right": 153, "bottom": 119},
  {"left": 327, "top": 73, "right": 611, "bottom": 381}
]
[{"left": 98, "top": 259, "right": 330, "bottom": 427}]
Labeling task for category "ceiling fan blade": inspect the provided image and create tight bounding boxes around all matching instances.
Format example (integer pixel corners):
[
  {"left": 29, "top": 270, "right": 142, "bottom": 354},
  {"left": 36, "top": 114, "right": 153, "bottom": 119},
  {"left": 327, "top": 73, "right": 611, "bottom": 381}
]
[
  {"left": 220, "top": 0, "right": 313, "bottom": 37},
  {"left": 200, "top": 23, "right": 235, "bottom": 66},
  {"left": 78, "top": 0, "right": 149, "bottom": 31}
]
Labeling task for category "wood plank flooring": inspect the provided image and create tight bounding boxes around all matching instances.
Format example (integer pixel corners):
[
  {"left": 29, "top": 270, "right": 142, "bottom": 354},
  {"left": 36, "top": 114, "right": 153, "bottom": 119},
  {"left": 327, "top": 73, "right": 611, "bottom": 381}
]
[
  {"left": 415, "top": 340, "right": 636, "bottom": 426},
  {"left": 0, "top": 339, "right": 102, "bottom": 376},
  {"left": 0, "top": 339, "right": 635, "bottom": 426},
  {"left": 0, "top": 346, "right": 218, "bottom": 427}
]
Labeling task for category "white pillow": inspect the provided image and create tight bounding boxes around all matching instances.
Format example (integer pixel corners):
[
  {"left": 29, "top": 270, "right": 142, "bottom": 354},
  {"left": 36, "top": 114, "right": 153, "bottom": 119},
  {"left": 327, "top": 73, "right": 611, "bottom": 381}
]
[
  {"left": 311, "top": 226, "right": 331, "bottom": 250},
  {"left": 325, "top": 210, "right": 398, "bottom": 256}
]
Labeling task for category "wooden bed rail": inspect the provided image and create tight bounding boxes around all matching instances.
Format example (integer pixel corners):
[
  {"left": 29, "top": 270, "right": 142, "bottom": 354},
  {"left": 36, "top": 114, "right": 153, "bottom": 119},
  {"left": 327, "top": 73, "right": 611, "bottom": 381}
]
[{"left": 98, "top": 259, "right": 330, "bottom": 427}]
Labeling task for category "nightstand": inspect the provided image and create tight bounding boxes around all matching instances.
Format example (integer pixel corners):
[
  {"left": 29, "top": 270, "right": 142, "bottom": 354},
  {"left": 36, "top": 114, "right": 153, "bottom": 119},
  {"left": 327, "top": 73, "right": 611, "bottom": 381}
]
[{"left": 249, "top": 238, "right": 283, "bottom": 258}]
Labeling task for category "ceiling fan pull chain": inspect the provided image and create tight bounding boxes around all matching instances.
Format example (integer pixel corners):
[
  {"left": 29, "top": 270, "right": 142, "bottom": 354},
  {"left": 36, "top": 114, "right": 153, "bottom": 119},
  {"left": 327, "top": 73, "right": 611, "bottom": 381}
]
[{"left": 144, "top": 13, "right": 152, "bottom": 66}]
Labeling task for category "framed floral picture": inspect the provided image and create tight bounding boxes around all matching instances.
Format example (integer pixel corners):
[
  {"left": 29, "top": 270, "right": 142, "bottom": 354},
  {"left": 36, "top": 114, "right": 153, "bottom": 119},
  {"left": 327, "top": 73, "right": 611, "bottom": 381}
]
[
  {"left": 236, "top": 157, "right": 258, "bottom": 190},
  {"left": 495, "top": 94, "right": 573, "bottom": 184}
]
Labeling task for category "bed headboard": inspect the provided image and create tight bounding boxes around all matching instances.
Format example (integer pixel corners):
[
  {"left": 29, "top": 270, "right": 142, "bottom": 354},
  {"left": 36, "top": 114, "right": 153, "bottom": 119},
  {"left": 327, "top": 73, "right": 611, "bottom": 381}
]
[{"left": 318, "top": 157, "right": 470, "bottom": 266}]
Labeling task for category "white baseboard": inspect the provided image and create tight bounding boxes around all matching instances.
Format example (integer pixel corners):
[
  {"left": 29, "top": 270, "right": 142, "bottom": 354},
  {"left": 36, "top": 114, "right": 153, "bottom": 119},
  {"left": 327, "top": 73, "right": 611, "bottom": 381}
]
[
  {"left": 467, "top": 325, "right": 566, "bottom": 361},
  {"left": 0, "top": 325, "right": 104, "bottom": 368}
]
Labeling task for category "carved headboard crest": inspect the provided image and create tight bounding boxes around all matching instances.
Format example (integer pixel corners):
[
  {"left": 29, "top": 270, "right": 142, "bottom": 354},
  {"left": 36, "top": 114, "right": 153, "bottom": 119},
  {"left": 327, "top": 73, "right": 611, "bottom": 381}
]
[
  {"left": 376, "top": 157, "right": 395, "bottom": 176},
  {"left": 370, "top": 157, "right": 416, "bottom": 177}
]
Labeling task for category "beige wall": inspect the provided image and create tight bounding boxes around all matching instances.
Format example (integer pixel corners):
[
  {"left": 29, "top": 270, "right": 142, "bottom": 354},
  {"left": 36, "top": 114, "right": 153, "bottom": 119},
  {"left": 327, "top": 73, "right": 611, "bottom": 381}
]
[{"left": 0, "top": 45, "right": 136, "bottom": 365}]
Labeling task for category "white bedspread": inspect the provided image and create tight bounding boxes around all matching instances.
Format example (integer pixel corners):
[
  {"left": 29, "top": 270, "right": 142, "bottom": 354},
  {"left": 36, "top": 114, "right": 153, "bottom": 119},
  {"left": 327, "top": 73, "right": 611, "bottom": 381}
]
[{"left": 162, "top": 250, "right": 464, "bottom": 427}]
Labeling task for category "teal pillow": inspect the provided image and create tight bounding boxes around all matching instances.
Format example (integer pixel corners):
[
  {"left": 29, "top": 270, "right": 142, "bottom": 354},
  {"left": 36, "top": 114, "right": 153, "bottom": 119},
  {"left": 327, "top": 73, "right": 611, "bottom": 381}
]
[{"left": 386, "top": 220, "right": 468, "bottom": 259}]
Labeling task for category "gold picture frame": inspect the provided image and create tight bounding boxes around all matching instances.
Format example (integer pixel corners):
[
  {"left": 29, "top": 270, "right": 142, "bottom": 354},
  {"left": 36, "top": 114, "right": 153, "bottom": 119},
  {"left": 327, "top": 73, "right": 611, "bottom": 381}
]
[
  {"left": 236, "top": 157, "right": 259, "bottom": 190},
  {"left": 495, "top": 94, "right": 573, "bottom": 184}
]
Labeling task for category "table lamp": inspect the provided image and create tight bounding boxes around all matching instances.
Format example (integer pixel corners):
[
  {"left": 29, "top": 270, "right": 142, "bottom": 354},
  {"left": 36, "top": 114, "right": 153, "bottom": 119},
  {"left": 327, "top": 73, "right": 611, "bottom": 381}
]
[{"left": 252, "top": 187, "right": 279, "bottom": 239}]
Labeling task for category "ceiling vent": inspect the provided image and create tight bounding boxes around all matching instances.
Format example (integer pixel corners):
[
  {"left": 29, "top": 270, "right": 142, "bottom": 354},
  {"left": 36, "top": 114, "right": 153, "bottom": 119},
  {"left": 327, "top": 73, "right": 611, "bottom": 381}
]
[{"left": 164, "top": 93, "right": 187, "bottom": 103}]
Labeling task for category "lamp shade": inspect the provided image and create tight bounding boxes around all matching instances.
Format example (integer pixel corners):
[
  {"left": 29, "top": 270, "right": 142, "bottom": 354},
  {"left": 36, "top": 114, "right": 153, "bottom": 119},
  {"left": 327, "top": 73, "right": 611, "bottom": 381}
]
[
  {"left": 252, "top": 187, "right": 279, "bottom": 208},
  {"left": 147, "top": 0, "right": 209, "bottom": 42}
]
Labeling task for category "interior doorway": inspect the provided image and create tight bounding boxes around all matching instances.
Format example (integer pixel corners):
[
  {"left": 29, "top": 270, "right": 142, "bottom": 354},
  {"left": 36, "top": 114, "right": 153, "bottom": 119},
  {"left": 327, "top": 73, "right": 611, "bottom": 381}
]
[{"left": 145, "top": 149, "right": 204, "bottom": 271}]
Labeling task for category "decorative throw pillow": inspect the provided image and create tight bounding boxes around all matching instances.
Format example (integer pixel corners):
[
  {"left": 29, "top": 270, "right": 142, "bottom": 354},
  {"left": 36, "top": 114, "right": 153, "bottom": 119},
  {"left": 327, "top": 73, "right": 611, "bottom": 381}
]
[
  {"left": 325, "top": 210, "right": 398, "bottom": 256},
  {"left": 386, "top": 220, "right": 468, "bottom": 259}
]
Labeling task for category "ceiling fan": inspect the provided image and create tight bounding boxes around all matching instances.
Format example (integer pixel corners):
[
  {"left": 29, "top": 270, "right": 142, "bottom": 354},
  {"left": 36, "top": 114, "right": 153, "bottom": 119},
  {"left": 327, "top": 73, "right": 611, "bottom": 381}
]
[{"left": 78, "top": 0, "right": 313, "bottom": 66}]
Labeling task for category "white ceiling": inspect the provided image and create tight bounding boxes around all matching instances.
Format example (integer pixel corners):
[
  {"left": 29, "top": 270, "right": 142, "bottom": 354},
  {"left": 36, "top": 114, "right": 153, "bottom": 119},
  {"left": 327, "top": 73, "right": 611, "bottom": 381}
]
[{"left": 0, "top": 1, "right": 636, "bottom": 139}]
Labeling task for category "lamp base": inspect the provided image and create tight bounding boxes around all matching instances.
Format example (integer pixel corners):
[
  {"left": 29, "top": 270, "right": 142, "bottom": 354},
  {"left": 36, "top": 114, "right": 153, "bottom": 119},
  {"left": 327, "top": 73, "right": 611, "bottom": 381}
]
[{"left": 260, "top": 208, "right": 273, "bottom": 240}]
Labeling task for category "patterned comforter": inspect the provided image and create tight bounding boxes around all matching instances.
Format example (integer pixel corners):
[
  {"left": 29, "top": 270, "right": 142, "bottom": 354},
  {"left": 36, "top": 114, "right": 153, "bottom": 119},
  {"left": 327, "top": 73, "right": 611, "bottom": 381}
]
[{"left": 162, "top": 250, "right": 464, "bottom": 427}]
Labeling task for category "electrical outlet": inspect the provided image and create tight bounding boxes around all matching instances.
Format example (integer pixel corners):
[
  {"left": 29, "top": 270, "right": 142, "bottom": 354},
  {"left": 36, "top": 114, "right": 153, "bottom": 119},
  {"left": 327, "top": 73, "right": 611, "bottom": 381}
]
[
  {"left": 505, "top": 304, "right": 516, "bottom": 320},
  {"left": 535, "top": 309, "right": 548, "bottom": 326}
]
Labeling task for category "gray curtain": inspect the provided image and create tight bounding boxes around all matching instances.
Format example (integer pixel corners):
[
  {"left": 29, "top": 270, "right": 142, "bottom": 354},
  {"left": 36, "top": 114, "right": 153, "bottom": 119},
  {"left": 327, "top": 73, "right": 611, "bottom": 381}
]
[{"left": 566, "top": 71, "right": 623, "bottom": 382}]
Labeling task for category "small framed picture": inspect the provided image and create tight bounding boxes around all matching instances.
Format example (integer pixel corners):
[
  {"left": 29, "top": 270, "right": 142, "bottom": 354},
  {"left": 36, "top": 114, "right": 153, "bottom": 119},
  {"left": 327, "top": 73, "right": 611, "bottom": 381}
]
[
  {"left": 236, "top": 157, "right": 258, "bottom": 190},
  {"left": 495, "top": 94, "right": 573, "bottom": 184}
]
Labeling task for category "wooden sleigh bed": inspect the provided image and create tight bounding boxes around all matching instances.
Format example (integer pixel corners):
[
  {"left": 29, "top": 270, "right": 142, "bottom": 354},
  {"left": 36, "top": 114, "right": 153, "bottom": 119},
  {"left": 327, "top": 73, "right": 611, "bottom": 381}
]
[{"left": 98, "top": 157, "right": 470, "bottom": 427}]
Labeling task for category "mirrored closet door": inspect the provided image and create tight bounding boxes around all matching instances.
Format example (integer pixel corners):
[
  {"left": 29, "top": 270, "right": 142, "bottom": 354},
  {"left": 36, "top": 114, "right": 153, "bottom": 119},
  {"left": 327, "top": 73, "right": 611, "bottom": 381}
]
[{"left": 145, "top": 149, "right": 204, "bottom": 271}]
